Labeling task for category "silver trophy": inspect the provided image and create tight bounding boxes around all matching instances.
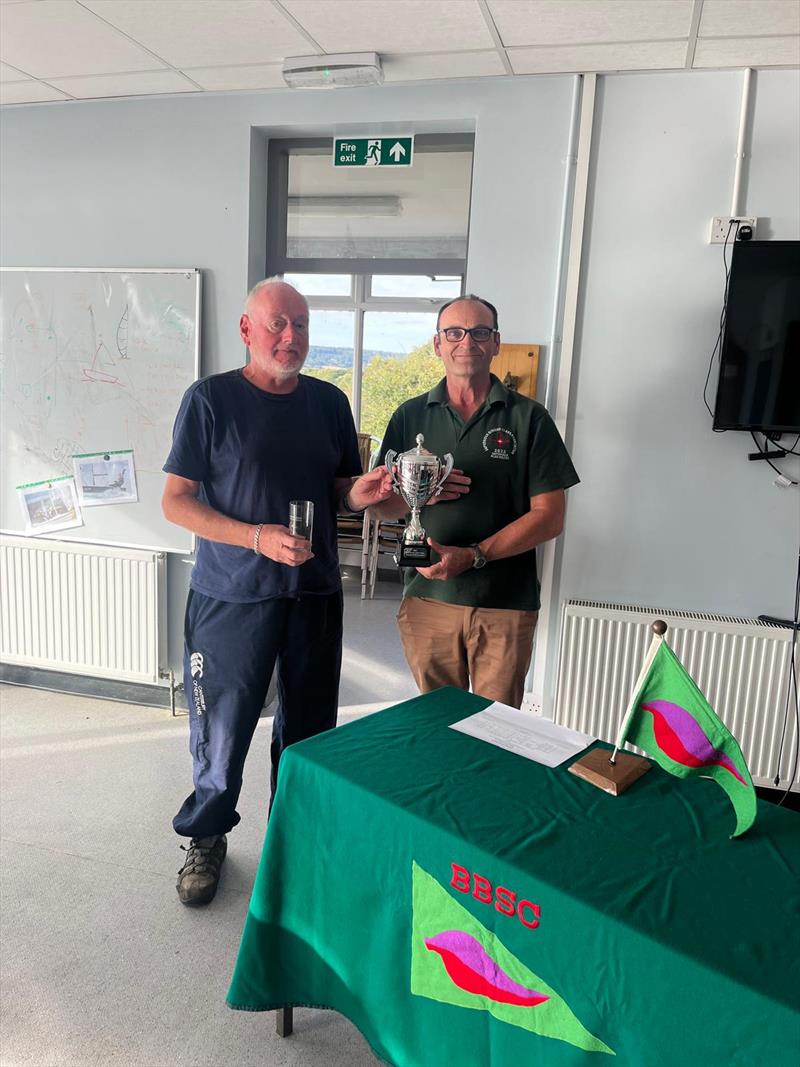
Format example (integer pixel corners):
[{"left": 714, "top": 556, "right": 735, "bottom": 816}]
[{"left": 385, "top": 434, "right": 454, "bottom": 567}]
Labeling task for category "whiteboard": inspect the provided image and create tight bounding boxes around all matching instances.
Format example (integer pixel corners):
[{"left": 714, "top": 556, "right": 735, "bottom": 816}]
[{"left": 0, "top": 268, "right": 200, "bottom": 553}]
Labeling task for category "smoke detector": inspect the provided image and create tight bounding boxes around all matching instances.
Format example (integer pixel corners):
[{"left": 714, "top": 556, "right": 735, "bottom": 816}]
[{"left": 282, "top": 52, "right": 384, "bottom": 89}]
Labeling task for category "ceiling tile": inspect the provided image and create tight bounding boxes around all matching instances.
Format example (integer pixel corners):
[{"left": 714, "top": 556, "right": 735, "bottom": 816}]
[
  {"left": 281, "top": 0, "right": 493, "bottom": 54},
  {"left": 0, "top": 80, "right": 70, "bottom": 105},
  {"left": 383, "top": 50, "right": 505, "bottom": 82},
  {"left": 509, "top": 40, "right": 687, "bottom": 74},
  {"left": 47, "top": 69, "right": 199, "bottom": 99},
  {"left": 0, "top": 0, "right": 165, "bottom": 78},
  {"left": 694, "top": 35, "right": 800, "bottom": 67},
  {"left": 185, "top": 63, "right": 286, "bottom": 92},
  {"left": 0, "top": 61, "right": 30, "bottom": 82},
  {"left": 700, "top": 0, "right": 800, "bottom": 38},
  {"left": 82, "top": 0, "right": 313, "bottom": 68},
  {"left": 488, "top": 0, "right": 693, "bottom": 47}
]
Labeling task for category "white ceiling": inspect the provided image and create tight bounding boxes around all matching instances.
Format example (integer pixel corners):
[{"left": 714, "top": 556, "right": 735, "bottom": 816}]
[{"left": 0, "top": 0, "right": 798, "bottom": 107}]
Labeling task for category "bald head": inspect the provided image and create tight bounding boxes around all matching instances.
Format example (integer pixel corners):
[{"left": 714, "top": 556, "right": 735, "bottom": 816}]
[
  {"left": 244, "top": 277, "right": 308, "bottom": 317},
  {"left": 240, "top": 278, "right": 310, "bottom": 388}
]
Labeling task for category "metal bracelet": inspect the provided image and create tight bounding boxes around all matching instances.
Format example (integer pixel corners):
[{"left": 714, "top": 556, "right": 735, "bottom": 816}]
[{"left": 253, "top": 522, "right": 264, "bottom": 554}]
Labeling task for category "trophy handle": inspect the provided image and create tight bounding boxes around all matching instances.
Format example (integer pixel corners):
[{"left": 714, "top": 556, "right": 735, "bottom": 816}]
[
  {"left": 432, "top": 453, "right": 455, "bottom": 497},
  {"left": 385, "top": 450, "right": 401, "bottom": 494}
]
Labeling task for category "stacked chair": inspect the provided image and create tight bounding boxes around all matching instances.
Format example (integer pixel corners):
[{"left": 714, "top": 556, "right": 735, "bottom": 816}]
[{"left": 337, "top": 433, "right": 405, "bottom": 598}]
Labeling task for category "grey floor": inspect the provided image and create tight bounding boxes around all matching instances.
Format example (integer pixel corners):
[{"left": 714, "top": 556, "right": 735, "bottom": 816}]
[{"left": 0, "top": 577, "right": 417, "bottom": 1067}]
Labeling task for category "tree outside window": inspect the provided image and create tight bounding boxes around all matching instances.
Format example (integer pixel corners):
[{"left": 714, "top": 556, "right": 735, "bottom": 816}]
[{"left": 289, "top": 274, "right": 457, "bottom": 449}]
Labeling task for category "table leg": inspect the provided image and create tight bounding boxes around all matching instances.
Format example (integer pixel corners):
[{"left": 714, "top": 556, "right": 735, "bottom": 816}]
[{"left": 276, "top": 1006, "right": 293, "bottom": 1037}]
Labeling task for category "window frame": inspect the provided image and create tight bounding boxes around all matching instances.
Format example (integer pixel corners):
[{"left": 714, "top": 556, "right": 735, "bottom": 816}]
[
  {"left": 270, "top": 133, "right": 472, "bottom": 428},
  {"left": 299, "top": 273, "right": 461, "bottom": 428},
  {"left": 267, "top": 134, "right": 473, "bottom": 279}
]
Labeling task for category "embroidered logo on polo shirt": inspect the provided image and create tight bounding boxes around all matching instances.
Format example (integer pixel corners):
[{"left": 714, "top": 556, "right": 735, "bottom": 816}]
[{"left": 482, "top": 428, "right": 517, "bottom": 460}]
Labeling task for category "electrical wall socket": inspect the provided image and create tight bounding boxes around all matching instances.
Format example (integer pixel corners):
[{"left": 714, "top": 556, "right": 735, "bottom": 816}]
[{"left": 709, "top": 216, "right": 757, "bottom": 243}]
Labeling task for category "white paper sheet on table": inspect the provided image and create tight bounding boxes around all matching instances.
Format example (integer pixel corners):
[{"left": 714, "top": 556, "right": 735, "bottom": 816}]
[{"left": 449, "top": 702, "right": 594, "bottom": 768}]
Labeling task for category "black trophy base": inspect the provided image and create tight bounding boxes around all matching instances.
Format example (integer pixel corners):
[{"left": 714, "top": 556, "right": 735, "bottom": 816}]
[{"left": 394, "top": 537, "right": 431, "bottom": 568}]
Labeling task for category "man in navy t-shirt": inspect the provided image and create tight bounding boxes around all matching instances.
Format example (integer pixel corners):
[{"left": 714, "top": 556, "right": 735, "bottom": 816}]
[{"left": 162, "top": 278, "right": 393, "bottom": 907}]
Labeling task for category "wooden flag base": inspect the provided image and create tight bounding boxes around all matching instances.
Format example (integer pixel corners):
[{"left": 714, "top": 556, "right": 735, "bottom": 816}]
[{"left": 568, "top": 748, "right": 651, "bottom": 796}]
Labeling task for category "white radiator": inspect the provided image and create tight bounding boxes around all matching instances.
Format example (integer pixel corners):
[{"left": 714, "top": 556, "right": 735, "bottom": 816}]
[
  {"left": 0, "top": 535, "right": 166, "bottom": 685},
  {"left": 554, "top": 600, "right": 796, "bottom": 791}
]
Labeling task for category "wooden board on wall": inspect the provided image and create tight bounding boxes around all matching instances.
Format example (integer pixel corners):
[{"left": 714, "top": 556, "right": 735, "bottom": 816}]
[{"left": 494, "top": 343, "right": 540, "bottom": 400}]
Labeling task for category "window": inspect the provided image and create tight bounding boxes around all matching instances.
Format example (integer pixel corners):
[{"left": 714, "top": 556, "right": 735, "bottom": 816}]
[
  {"left": 269, "top": 136, "right": 472, "bottom": 435},
  {"left": 285, "top": 272, "right": 458, "bottom": 440},
  {"left": 270, "top": 136, "right": 473, "bottom": 275},
  {"left": 305, "top": 308, "right": 356, "bottom": 404},
  {"left": 370, "top": 276, "right": 462, "bottom": 300}
]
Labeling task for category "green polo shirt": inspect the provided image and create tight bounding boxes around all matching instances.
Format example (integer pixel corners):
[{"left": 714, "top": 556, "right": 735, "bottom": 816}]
[{"left": 379, "top": 375, "right": 579, "bottom": 611}]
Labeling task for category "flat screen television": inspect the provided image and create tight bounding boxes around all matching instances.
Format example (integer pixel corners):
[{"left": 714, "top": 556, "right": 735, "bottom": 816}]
[{"left": 713, "top": 240, "right": 800, "bottom": 433}]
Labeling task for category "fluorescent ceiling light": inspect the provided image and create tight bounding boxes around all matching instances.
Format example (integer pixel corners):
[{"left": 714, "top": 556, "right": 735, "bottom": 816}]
[
  {"left": 288, "top": 196, "right": 401, "bottom": 217},
  {"left": 282, "top": 53, "right": 384, "bottom": 89}
]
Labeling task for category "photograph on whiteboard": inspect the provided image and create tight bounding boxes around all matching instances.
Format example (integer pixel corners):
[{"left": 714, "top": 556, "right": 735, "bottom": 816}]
[
  {"left": 72, "top": 450, "right": 138, "bottom": 507},
  {"left": 17, "top": 476, "right": 83, "bottom": 535}
]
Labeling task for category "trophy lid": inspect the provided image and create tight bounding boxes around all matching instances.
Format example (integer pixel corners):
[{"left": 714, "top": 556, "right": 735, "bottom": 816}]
[{"left": 396, "top": 434, "right": 441, "bottom": 467}]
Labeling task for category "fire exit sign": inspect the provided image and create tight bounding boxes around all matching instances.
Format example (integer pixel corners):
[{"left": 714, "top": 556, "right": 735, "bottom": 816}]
[{"left": 333, "top": 136, "right": 414, "bottom": 167}]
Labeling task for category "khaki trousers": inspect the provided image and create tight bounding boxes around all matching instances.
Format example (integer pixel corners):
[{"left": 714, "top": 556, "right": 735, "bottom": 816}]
[{"left": 397, "top": 596, "right": 538, "bottom": 709}]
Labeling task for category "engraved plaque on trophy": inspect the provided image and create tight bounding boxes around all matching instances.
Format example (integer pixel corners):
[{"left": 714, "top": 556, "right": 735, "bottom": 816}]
[{"left": 385, "top": 434, "right": 454, "bottom": 567}]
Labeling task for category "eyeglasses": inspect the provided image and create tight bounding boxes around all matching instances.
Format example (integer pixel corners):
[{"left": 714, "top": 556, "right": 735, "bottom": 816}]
[
  {"left": 437, "top": 326, "right": 497, "bottom": 343},
  {"left": 265, "top": 317, "right": 309, "bottom": 335}
]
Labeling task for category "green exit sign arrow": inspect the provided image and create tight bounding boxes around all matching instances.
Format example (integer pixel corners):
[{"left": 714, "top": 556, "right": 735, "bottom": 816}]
[{"left": 333, "top": 136, "right": 414, "bottom": 167}]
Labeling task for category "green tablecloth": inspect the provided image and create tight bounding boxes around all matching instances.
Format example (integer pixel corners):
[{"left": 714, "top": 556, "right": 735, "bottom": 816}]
[{"left": 228, "top": 688, "right": 800, "bottom": 1067}]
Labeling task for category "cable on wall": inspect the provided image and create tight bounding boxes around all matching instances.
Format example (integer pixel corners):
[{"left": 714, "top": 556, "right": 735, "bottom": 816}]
[
  {"left": 702, "top": 218, "right": 740, "bottom": 423},
  {"left": 749, "top": 430, "right": 799, "bottom": 486}
]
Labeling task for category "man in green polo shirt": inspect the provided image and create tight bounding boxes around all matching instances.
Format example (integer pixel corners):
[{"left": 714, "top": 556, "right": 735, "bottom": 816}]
[{"left": 374, "top": 294, "right": 579, "bottom": 708}]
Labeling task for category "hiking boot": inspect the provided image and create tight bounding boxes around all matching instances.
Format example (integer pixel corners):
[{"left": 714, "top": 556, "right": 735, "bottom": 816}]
[{"left": 176, "top": 834, "right": 227, "bottom": 906}]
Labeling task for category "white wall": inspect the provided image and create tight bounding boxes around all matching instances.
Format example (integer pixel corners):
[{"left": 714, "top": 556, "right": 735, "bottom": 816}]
[
  {"left": 559, "top": 69, "right": 799, "bottom": 626},
  {"left": 1, "top": 68, "right": 797, "bottom": 693},
  {"left": 0, "top": 76, "right": 575, "bottom": 673}
]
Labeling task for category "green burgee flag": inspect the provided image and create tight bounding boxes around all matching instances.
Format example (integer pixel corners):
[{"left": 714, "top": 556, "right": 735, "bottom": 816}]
[
  {"left": 410, "top": 861, "right": 614, "bottom": 1056},
  {"left": 618, "top": 640, "right": 756, "bottom": 838}
]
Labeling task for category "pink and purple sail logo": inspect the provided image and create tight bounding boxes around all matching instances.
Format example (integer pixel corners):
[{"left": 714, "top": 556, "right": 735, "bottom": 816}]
[
  {"left": 641, "top": 700, "right": 747, "bottom": 783},
  {"left": 410, "top": 861, "right": 614, "bottom": 1054},
  {"left": 424, "top": 930, "right": 549, "bottom": 1007},
  {"left": 624, "top": 640, "right": 756, "bottom": 837}
]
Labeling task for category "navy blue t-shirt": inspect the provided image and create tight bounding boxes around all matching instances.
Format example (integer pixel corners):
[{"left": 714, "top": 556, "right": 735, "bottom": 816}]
[{"left": 164, "top": 370, "right": 362, "bottom": 603}]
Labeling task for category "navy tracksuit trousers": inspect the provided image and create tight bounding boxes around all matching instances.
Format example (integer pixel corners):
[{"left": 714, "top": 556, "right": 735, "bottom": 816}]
[{"left": 173, "top": 588, "right": 343, "bottom": 839}]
